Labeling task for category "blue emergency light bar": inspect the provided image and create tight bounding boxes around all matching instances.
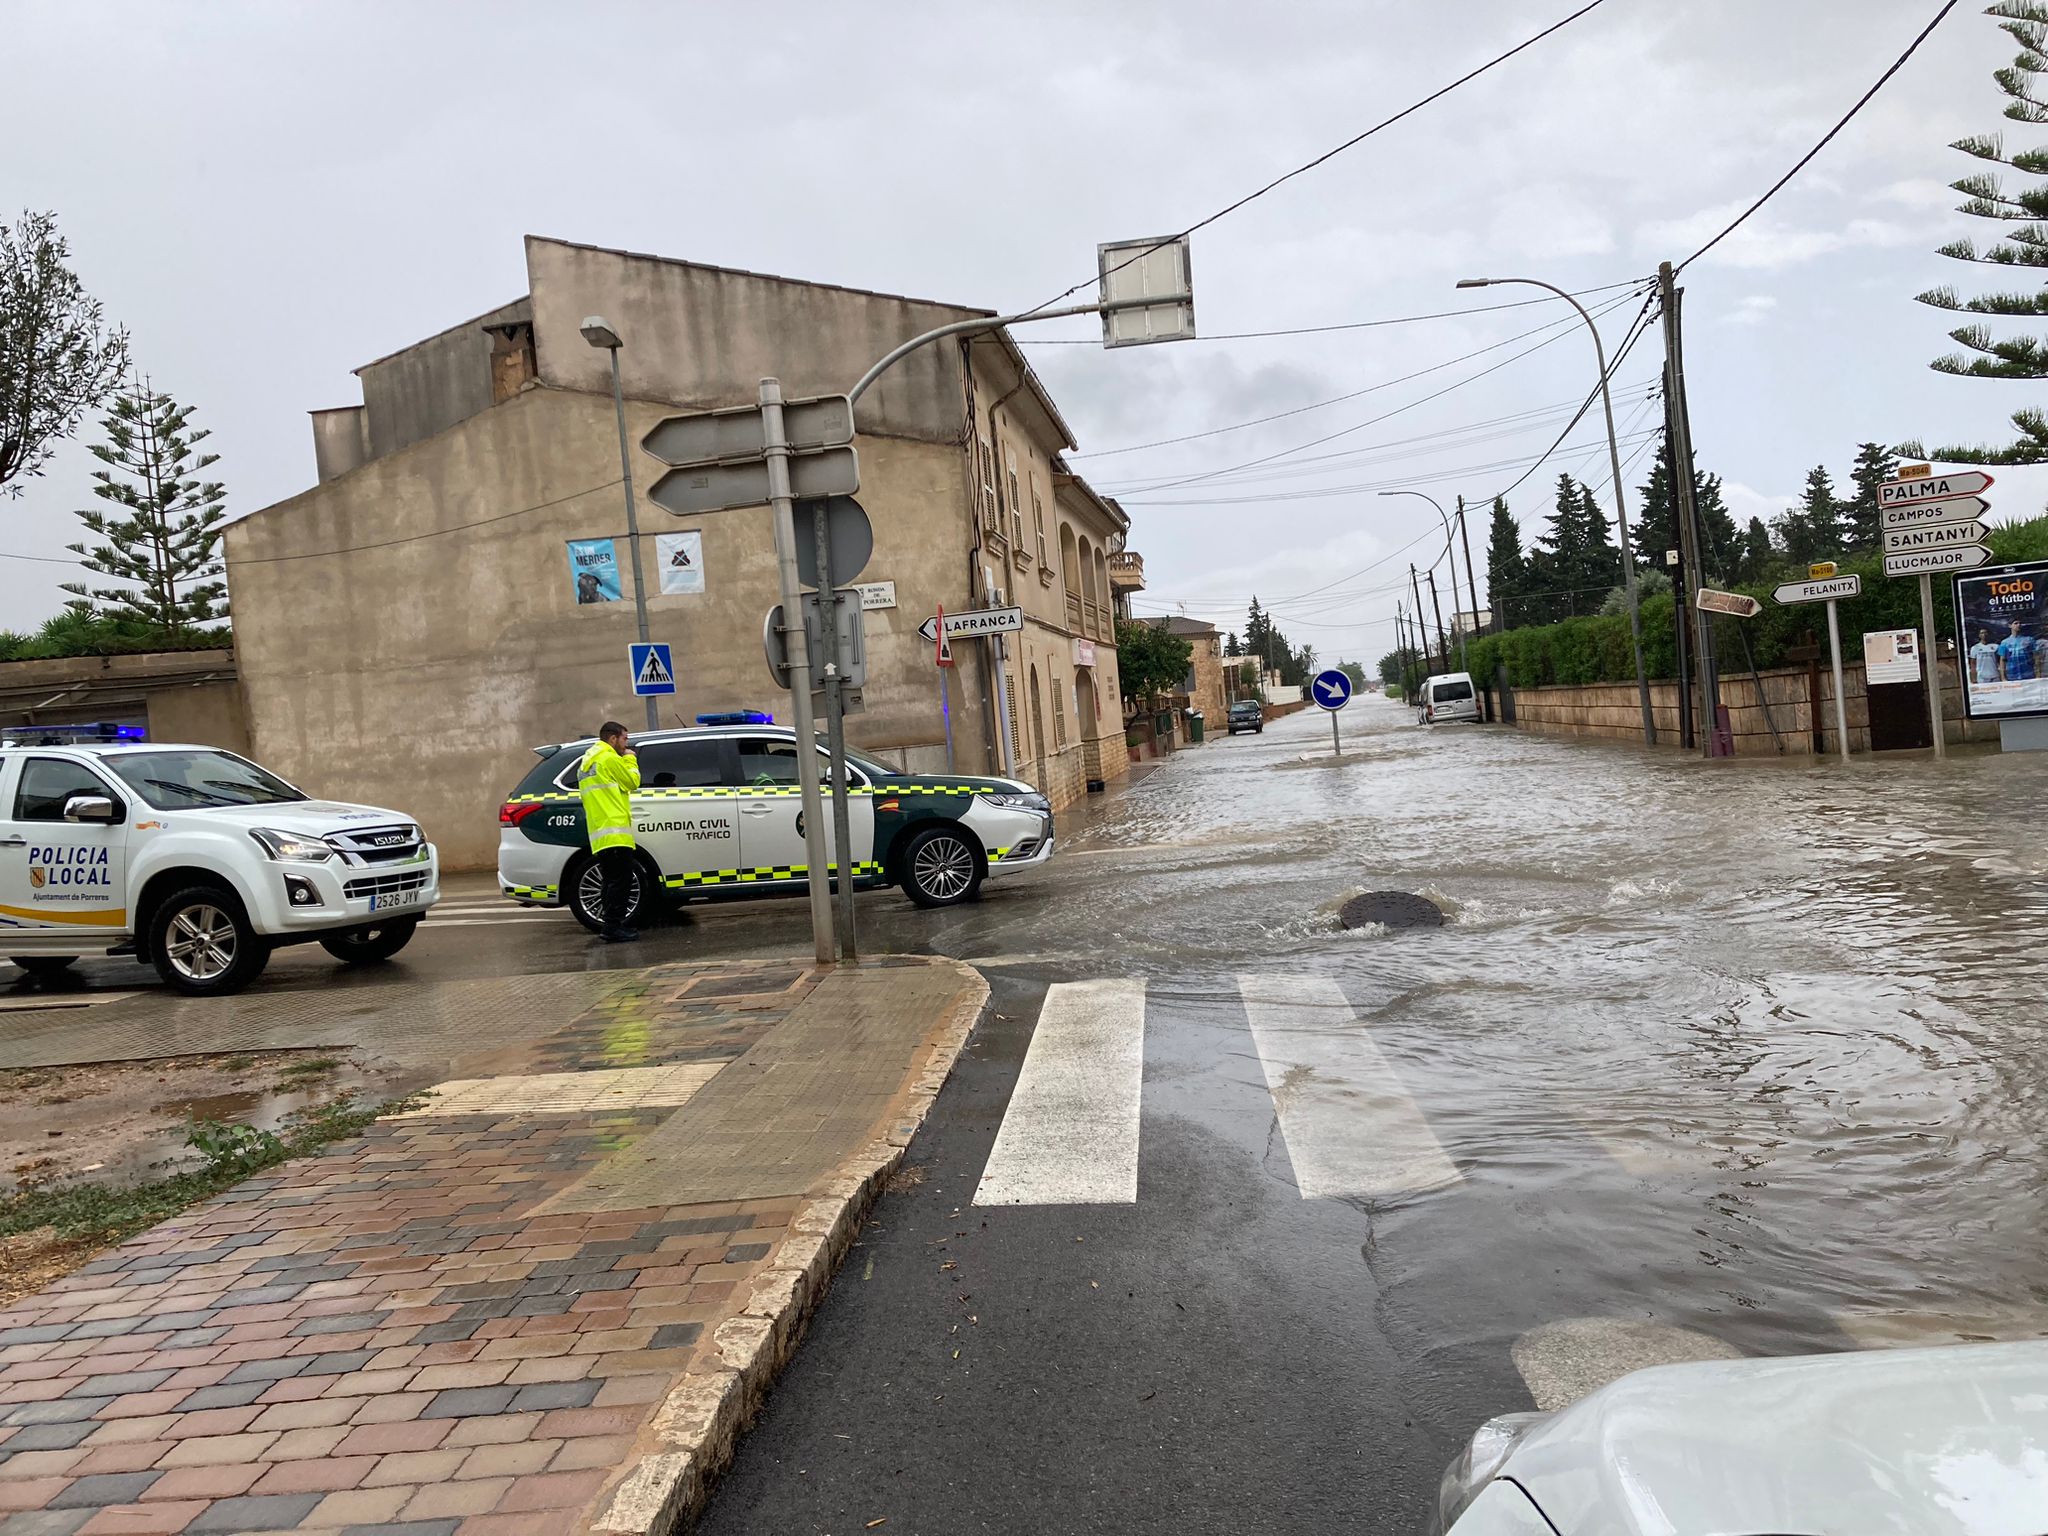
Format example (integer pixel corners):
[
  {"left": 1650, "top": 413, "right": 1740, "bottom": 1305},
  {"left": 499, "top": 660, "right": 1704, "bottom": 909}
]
[{"left": 695, "top": 711, "right": 775, "bottom": 726}]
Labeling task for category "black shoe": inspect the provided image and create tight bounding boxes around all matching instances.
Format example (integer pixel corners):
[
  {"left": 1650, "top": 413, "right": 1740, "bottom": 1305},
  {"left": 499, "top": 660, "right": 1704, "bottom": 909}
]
[{"left": 602, "top": 926, "right": 640, "bottom": 943}]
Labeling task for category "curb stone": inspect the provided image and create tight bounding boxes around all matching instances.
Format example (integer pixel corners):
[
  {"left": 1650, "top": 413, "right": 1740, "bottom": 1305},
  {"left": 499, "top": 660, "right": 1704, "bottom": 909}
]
[{"left": 590, "top": 958, "right": 989, "bottom": 1535}]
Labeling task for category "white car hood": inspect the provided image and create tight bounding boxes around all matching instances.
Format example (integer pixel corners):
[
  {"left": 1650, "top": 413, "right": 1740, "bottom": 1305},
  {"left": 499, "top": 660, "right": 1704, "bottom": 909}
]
[
  {"left": 1506, "top": 1341, "right": 2048, "bottom": 1536},
  {"left": 161, "top": 800, "right": 416, "bottom": 838}
]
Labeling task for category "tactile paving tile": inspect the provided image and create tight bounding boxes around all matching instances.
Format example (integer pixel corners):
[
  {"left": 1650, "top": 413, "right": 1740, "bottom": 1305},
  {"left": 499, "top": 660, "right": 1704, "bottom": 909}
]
[{"left": 386, "top": 1061, "right": 727, "bottom": 1118}]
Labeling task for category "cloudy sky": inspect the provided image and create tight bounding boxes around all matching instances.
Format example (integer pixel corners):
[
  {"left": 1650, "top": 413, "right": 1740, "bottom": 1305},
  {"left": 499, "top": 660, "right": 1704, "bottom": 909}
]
[{"left": 6, "top": 0, "right": 2044, "bottom": 667}]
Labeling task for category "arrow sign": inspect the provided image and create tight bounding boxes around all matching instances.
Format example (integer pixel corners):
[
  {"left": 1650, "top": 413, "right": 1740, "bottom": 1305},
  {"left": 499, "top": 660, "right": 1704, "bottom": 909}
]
[
  {"left": 1884, "top": 543, "right": 1993, "bottom": 577},
  {"left": 1882, "top": 495, "right": 1991, "bottom": 532},
  {"left": 1884, "top": 519, "right": 1991, "bottom": 555},
  {"left": 917, "top": 607, "right": 1023, "bottom": 642},
  {"left": 641, "top": 395, "right": 854, "bottom": 466},
  {"left": 1311, "top": 668, "right": 1354, "bottom": 710},
  {"left": 647, "top": 448, "right": 858, "bottom": 518},
  {"left": 1695, "top": 588, "right": 1763, "bottom": 617},
  {"left": 1774, "top": 574, "right": 1862, "bottom": 605},
  {"left": 1879, "top": 471, "right": 1993, "bottom": 507}
]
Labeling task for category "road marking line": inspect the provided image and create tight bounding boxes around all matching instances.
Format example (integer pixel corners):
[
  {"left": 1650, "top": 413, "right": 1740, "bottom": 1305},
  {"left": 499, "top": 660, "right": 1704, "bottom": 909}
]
[
  {"left": 1237, "top": 972, "right": 1460, "bottom": 1200},
  {"left": 974, "top": 978, "right": 1145, "bottom": 1206}
]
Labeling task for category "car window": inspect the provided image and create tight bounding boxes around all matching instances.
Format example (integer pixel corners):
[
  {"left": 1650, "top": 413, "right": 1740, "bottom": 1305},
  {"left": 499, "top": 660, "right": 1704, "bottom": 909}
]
[
  {"left": 1435, "top": 681, "right": 1474, "bottom": 702},
  {"left": 637, "top": 739, "right": 725, "bottom": 789},
  {"left": 731, "top": 738, "right": 867, "bottom": 789},
  {"left": 104, "top": 750, "right": 304, "bottom": 809},
  {"left": 13, "top": 758, "right": 119, "bottom": 822}
]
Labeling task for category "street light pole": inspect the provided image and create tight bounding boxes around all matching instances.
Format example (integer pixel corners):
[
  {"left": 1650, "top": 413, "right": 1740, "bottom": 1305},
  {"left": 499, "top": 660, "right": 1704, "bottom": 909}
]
[
  {"left": 1380, "top": 489, "right": 1470, "bottom": 674},
  {"left": 581, "top": 317, "right": 660, "bottom": 733},
  {"left": 1457, "top": 278, "right": 1654, "bottom": 746}
]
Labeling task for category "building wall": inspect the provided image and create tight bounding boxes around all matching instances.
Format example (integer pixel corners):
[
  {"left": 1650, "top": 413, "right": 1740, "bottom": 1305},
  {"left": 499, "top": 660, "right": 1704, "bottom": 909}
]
[
  {"left": 0, "top": 651, "right": 246, "bottom": 754},
  {"left": 1497, "top": 658, "right": 1977, "bottom": 755},
  {"left": 357, "top": 299, "right": 531, "bottom": 462},
  {"left": 148, "top": 679, "right": 249, "bottom": 755},
  {"left": 1185, "top": 634, "right": 1226, "bottom": 723},
  {"left": 525, "top": 238, "right": 980, "bottom": 444},
  {"left": 310, "top": 408, "right": 370, "bottom": 484},
  {"left": 226, "top": 385, "right": 992, "bottom": 869}
]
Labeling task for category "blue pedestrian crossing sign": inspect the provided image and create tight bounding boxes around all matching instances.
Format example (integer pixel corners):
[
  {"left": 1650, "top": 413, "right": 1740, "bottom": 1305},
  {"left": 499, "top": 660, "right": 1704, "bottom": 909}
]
[
  {"left": 629, "top": 642, "right": 676, "bottom": 696},
  {"left": 1311, "top": 668, "right": 1353, "bottom": 710}
]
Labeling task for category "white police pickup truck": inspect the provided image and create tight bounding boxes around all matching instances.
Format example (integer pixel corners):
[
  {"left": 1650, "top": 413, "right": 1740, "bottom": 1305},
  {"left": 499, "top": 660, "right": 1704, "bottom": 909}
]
[{"left": 0, "top": 743, "right": 439, "bottom": 995}]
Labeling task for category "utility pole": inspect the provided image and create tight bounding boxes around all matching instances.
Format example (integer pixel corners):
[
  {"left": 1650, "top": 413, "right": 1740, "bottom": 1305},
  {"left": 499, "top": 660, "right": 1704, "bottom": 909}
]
[
  {"left": 1456, "top": 495, "right": 1482, "bottom": 665},
  {"left": 1409, "top": 565, "right": 1430, "bottom": 680},
  {"left": 1426, "top": 568, "right": 1450, "bottom": 673},
  {"left": 1658, "top": 261, "right": 1721, "bottom": 758}
]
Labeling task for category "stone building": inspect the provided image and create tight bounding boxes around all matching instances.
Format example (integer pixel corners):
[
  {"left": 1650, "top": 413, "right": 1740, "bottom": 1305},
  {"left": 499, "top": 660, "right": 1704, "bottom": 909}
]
[
  {"left": 226, "top": 237, "right": 1129, "bottom": 868},
  {"left": 1149, "top": 616, "right": 1227, "bottom": 726}
]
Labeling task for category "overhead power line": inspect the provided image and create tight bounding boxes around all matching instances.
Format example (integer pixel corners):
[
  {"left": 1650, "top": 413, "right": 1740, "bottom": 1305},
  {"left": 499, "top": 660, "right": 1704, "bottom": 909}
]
[
  {"left": 1022, "top": 280, "right": 1646, "bottom": 354},
  {"left": 1678, "top": 0, "right": 1960, "bottom": 272},
  {"left": 1026, "top": 0, "right": 1614, "bottom": 314}
]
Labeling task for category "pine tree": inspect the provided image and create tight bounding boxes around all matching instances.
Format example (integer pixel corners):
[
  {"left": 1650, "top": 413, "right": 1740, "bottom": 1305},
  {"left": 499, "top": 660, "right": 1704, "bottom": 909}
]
[
  {"left": 1225, "top": 631, "right": 1241, "bottom": 657},
  {"left": 1482, "top": 496, "right": 1525, "bottom": 633},
  {"left": 1777, "top": 465, "right": 1846, "bottom": 568},
  {"left": 1538, "top": 474, "right": 1593, "bottom": 616},
  {"left": 61, "top": 379, "right": 228, "bottom": 635},
  {"left": 1901, "top": 1, "right": 2048, "bottom": 463},
  {"left": 1577, "top": 481, "right": 1623, "bottom": 598},
  {"left": 1694, "top": 473, "right": 1740, "bottom": 582},
  {"left": 1845, "top": 441, "right": 1899, "bottom": 551},
  {"left": 1632, "top": 434, "right": 1681, "bottom": 571},
  {"left": 1736, "top": 516, "right": 1776, "bottom": 586}
]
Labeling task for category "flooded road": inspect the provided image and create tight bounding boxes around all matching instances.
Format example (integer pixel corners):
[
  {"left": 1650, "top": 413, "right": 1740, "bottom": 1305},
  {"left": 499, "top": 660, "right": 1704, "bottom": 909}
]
[{"left": 701, "top": 693, "right": 2048, "bottom": 1535}]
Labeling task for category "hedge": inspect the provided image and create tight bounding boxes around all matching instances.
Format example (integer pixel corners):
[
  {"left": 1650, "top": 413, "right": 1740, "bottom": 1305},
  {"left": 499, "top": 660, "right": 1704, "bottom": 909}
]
[{"left": 1461, "top": 516, "right": 2048, "bottom": 689}]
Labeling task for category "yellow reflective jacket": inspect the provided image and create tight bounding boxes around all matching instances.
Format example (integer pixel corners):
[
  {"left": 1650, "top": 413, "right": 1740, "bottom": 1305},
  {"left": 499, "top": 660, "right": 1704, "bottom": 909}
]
[{"left": 577, "top": 741, "right": 640, "bottom": 852}]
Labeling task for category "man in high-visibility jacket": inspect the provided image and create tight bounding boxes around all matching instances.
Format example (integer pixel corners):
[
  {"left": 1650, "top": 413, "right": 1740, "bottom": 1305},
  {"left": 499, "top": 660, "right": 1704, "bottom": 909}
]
[{"left": 578, "top": 721, "right": 642, "bottom": 943}]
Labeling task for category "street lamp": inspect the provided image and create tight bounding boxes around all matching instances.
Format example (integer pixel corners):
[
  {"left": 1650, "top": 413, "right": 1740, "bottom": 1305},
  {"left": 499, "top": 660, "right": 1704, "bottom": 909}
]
[
  {"left": 581, "top": 315, "right": 659, "bottom": 732},
  {"left": 1379, "top": 489, "right": 1470, "bottom": 674},
  {"left": 1456, "top": 278, "right": 1654, "bottom": 745}
]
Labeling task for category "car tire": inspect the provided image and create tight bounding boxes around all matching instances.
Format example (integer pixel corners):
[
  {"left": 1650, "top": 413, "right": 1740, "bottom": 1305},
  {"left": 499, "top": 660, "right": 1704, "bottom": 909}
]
[
  {"left": 11, "top": 956, "right": 77, "bottom": 980},
  {"left": 565, "top": 854, "right": 651, "bottom": 934},
  {"left": 319, "top": 919, "right": 420, "bottom": 966},
  {"left": 900, "top": 825, "right": 983, "bottom": 908},
  {"left": 149, "top": 884, "right": 270, "bottom": 997}
]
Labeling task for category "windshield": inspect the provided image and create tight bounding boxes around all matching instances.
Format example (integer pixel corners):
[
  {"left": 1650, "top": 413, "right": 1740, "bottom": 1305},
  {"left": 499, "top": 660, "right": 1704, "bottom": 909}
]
[
  {"left": 1434, "top": 681, "right": 1475, "bottom": 702},
  {"left": 107, "top": 750, "right": 308, "bottom": 810}
]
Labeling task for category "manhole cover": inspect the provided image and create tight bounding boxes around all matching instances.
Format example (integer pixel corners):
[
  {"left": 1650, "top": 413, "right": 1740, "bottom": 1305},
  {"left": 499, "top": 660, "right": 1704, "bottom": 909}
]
[{"left": 1339, "top": 891, "right": 1444, "bottom": 930}]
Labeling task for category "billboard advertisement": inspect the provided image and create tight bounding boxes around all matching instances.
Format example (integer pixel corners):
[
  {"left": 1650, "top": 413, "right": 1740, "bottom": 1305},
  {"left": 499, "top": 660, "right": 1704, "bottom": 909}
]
[
  {"left": 1954, "top": 559, "right": 2048, "bottom": 720},
  {"left": 567, "top": 538, "right": 620, "bottom": 604}
]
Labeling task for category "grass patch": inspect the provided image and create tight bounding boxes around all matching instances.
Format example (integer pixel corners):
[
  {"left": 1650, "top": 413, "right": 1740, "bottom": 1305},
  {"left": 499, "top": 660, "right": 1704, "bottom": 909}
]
[
  {"left": 278, "top": 1056, "right": 342, "bottom": 1079},
  {"left": 220, "top": 1055, "right": 255, "bottom": 1073},
  {"left": 0, "top": 1091, "right": 422, "bottom": 1252}
]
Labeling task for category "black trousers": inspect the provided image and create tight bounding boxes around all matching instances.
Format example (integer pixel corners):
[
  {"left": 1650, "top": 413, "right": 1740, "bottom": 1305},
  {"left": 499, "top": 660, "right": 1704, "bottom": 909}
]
[{"left": 596, "top": 846, "right": 638, "bottom": 928}]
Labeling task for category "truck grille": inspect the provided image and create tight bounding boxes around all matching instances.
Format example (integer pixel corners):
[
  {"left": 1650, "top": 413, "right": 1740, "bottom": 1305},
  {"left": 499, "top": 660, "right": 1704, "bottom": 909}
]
[
  {"left": 343, "top": 869, "right": 430, "bottom": 900},
  {"left": 328, "top": 824, "right": 424, "bottom": 865}
]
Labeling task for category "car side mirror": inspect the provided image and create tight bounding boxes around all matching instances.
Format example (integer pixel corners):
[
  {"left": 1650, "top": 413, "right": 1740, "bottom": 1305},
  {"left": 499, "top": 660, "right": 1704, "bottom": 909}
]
[{"left": 61, "top": 793, "right": 119, "bottom": 824}]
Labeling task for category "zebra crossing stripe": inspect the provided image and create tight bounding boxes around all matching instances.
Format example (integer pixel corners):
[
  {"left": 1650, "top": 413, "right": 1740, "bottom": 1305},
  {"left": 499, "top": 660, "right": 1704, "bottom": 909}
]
[
  {"left": 1236, "top": 973, "right": 1460, "bottom": 1200},
  {"left": 974, "top": 978, "right": 1145, "bottom": 1207}
]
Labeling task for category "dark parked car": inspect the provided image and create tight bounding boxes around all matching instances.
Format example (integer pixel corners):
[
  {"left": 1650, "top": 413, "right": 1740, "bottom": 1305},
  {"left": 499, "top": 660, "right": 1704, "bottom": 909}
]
[{"left": 1227, "top": 700, "right": 1265, "bottom": 735}]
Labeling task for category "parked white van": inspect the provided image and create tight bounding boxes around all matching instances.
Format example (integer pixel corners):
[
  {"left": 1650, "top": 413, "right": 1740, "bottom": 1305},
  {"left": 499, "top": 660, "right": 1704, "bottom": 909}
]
[{"left": 1421, "top": 672, "right": 1482, "bottom": 724}]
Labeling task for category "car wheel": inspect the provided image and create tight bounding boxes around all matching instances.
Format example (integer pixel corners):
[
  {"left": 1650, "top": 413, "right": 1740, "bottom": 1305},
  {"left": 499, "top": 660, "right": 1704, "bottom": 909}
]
[
  {"left": 319, "top": 919, "right": 420, "bottom": 965},
  {"left": 565, "top": 854, "right": 650, "bottom": 934},
  {"left": 11, "top": 956, "right": 77, "bottom": 980},
  {"left": 901, "top": 825, "right": 983, "bottom": 908},
  {"left": 149, "top": 885, "right": 270, "bottom": 997}
]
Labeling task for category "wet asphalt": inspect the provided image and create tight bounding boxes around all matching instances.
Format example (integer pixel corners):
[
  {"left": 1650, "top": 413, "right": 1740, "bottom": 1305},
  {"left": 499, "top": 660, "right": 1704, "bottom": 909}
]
[{"left": 13, "top": 697, "right": 2048, "bottom": 1534}]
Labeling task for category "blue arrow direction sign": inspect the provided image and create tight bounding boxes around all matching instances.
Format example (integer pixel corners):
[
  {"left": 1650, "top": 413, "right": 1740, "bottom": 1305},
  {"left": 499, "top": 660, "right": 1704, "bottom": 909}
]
[
  {"left": 630, "top": 642, "right": 677, "bottom": 696},
  {"left": 1312, "top": 668, "right": 1354, "bottom": 710}
]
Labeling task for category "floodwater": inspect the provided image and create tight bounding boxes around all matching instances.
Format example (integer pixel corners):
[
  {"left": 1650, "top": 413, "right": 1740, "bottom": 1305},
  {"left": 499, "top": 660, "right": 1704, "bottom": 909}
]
[{"left": 959, "top": 693, "right": 2048, "bottom": 1363}]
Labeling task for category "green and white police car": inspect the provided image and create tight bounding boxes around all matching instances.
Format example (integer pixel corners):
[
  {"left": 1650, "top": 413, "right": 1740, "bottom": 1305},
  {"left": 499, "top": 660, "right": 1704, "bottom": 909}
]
[{"left": 496, "top": 719, "right": 1056, "bottom": 930}]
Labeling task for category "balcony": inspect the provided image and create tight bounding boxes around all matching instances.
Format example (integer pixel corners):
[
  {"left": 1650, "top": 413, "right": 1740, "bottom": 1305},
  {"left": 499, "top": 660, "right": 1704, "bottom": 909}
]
[{"left": 1108, "top": 551, "right": 1145, "bottom": 593}]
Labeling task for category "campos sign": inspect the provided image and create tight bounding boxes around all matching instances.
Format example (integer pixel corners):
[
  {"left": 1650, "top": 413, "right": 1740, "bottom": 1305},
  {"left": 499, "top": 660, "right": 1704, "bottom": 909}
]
[{"left": 1955, "top": 559, "right": 2048, "bottom": 721}]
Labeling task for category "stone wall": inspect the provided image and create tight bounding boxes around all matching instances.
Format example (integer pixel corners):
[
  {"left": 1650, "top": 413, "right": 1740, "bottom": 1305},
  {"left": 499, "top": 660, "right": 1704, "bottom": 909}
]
[{"left": 1499, "top": 656, "right": 1977, "bottom": 755}]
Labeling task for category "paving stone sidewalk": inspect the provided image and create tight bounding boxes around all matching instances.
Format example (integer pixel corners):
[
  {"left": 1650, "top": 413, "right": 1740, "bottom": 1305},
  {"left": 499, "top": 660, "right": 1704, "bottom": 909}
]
[{"left": 0, "top": 955, "right": 985, "bottom": 1535}]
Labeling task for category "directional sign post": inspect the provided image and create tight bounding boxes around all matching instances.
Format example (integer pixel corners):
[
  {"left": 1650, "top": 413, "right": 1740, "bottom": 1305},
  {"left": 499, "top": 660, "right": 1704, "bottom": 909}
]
[
  {"left": 1312, "top": 667, "right": 1353, "bottom": 757},
  {"left": 1695, "top": 588, "right": 1763, "bottom": 618},
  {"left": 1881, "top": 470, "right": 1998, "bottom": 760},
  {"left": 1773, "top": 574, "right": 1861, "bottom": 763},
  {"left": 917, "top": 607, "right": 1024, "bottom": 643},
  {"left": 629, "top": 642, "right": 676, "bottom": 698}
]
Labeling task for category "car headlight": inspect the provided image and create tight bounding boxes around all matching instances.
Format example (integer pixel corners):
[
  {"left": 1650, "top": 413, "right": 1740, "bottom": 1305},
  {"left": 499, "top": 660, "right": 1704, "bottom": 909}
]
[
  {"left": 976, "top": 791, "right": 1051, "bottom": 813},
  {"left": 1434, "top": 1412, "right": 1549, "bottom": 1534},
  {"left": 249, "top": 828, "right": 336, "bottom": 862}
]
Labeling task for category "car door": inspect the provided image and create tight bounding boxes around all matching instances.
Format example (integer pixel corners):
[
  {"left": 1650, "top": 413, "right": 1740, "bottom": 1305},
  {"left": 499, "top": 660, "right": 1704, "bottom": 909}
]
[
  {"left": 0, "top": 754, "right": 131, "bottom": 936},
  {"left": 631, "top": 737, "right": 739, "bottom": 891},
  {"left": 731, "top": 737, "right": 875, "bottom": 883}
]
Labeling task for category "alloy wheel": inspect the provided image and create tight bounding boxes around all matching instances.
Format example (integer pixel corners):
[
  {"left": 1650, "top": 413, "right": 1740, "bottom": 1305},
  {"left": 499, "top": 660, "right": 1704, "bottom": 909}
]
[
  {"left": 913, "top": 835, "right": 975, "bottom": 901},
  {"left": 165, "top": 902, "right": 236, "bottom": 982}
]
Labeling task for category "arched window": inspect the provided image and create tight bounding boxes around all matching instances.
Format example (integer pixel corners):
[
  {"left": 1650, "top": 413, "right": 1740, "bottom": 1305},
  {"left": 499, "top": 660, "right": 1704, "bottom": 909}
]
[{"left": 1059, "top": 526, "right": 1081, "bottom": 631}]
